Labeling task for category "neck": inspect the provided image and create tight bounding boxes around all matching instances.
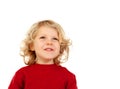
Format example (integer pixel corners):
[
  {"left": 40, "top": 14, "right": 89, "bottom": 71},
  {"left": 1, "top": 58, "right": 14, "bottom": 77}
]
[{"left": 35, "top": 58, "right": 54, "bottom": 65}]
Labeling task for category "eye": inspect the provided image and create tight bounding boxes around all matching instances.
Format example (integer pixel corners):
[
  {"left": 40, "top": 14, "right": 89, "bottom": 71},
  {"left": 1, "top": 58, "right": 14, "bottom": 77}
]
[
  {"left": 39, "top": 36, "right": 46, "bottom": 39},
  {"left": 52, "top": 37, "right": 59, "bottom": 41}
]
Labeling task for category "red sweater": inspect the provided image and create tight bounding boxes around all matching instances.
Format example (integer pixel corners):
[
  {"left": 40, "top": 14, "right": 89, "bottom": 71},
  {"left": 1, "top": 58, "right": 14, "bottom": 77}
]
[{"left": 8, "top": 64, "right": 77, "bottom": 89}]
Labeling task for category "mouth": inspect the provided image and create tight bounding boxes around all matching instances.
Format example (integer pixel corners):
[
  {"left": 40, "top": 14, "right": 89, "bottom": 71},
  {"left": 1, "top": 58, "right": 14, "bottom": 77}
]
[{"left": 44, "top": 48, "right": 54, "bottom": 51}]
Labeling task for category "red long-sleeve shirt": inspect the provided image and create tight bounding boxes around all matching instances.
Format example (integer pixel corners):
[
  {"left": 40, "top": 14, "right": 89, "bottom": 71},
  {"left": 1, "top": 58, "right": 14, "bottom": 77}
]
[{"left": 8, "top": 64, "right": 77, "bottom": 89}]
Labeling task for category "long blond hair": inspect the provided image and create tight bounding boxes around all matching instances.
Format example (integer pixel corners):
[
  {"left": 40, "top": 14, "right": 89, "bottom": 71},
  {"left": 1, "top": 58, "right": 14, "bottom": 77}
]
[{"left": 20, "top": 20, "right": 71, "bottom": 65}]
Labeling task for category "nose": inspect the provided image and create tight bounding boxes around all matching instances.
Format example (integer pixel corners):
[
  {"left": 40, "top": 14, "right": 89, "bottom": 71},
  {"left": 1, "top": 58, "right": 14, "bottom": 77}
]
[{"left": 46, "top": 39, "right": 53, "bottom": 45}]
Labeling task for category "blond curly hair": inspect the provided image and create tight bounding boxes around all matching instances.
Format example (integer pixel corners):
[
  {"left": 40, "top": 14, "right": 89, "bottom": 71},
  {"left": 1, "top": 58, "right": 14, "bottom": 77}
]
[{"left": 20, "top": 20, "right": 71, "bottom": 65}]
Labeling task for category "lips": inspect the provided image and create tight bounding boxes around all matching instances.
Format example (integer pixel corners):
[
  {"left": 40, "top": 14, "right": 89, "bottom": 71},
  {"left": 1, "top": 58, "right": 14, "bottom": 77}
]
[{"left": 44, "top": 48, "right": 54, "bottom": 51}]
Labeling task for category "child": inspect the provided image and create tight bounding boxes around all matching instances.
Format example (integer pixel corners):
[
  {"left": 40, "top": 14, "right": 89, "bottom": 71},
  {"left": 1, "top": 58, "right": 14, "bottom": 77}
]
[{"left": 8, "top": 20, "right": 78, "bottom": 89}]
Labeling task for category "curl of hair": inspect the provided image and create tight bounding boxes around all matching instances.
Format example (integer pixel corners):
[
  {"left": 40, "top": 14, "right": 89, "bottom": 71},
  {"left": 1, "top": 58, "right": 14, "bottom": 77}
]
[{"left": 20, "top": 20, "right": 71, "bottom": 65}]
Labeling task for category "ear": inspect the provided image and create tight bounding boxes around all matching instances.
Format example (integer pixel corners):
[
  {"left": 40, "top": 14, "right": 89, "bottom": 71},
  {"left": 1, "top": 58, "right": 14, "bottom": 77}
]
[{"left": 29, "top": 43, "right": 35, "bottom": 51}]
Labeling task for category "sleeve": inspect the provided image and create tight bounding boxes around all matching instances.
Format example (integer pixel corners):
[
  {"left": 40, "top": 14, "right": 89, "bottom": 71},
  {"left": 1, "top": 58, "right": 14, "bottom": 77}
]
[
  {"left": 8, "top": 69, "right": 25, "bottom": 89},
  {"left": 66, "top": 74, "right": 78, "bottom": 89}
]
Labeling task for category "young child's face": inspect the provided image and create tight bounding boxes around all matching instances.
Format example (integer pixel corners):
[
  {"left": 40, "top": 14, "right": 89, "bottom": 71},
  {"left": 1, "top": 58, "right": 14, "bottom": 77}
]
[{"left": 31, "top": 26, "right": 60, "bottom": 64}]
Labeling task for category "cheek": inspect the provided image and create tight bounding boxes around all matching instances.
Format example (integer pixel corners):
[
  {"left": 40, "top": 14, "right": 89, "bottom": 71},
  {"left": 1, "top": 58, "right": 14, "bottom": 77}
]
[
  {"left": 33, "top": 42, "right": 42, "bottom": 50},
  {"left": 56, "top": 44, "right": 60, "bottom": 53}
]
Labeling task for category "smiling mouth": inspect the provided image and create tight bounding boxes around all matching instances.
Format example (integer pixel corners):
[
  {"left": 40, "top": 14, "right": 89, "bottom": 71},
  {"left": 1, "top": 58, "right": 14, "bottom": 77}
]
[{"left": 44, "top": 48, "right": 54, "bottom": 51}]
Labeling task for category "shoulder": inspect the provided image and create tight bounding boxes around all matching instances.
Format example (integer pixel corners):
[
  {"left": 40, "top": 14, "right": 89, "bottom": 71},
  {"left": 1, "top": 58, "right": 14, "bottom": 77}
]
[
  {"left": 58, "top": 65, "right": 78, "bottom": 88},
  {"left": 15, "top": 65, "right": 33, "bottom": 75},
  {"left": 58, "top": 65, "right": 78, "bottom": 89},
  {"left": 57, "top": 65, "right": 76, "bottom": 78},
  {"left": 12, "top": 65, "right": 35, "bottom": 80}
]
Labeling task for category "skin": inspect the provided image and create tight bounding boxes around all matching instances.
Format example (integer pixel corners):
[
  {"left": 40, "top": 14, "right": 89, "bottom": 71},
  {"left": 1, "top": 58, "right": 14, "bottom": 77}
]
[{"left": 31, "top": 26, "right": 60, "bottom": 64}]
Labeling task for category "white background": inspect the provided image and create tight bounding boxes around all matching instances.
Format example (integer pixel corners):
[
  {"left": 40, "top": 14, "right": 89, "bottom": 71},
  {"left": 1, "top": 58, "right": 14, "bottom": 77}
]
[{"left": 0, "top": 0, "right": 120, "bottom": 89}]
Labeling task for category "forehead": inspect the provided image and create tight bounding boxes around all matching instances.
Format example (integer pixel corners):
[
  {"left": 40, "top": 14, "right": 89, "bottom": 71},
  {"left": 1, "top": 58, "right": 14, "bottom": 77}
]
[{"left": 37, "top": 26, "right": 58, "bottom": 36}]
